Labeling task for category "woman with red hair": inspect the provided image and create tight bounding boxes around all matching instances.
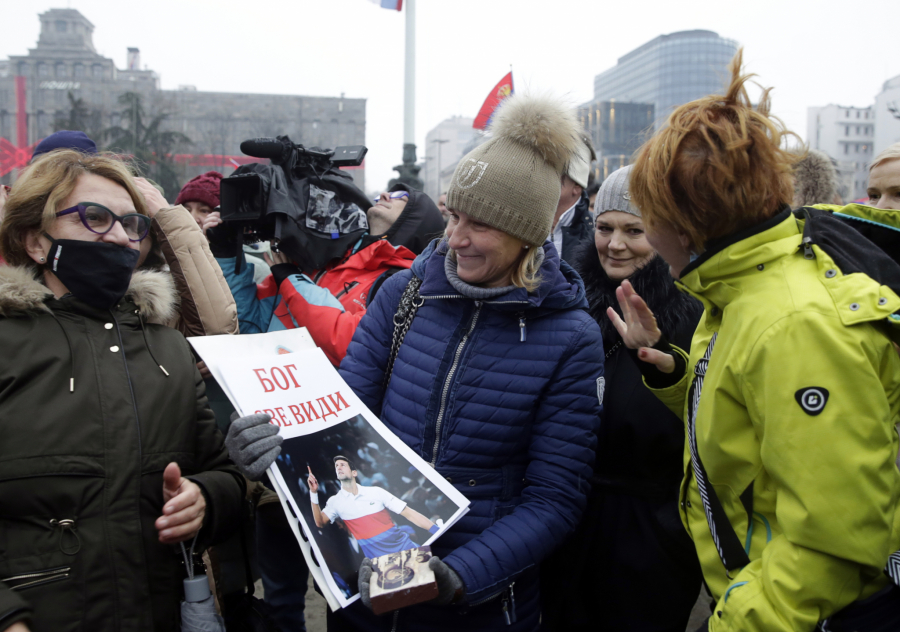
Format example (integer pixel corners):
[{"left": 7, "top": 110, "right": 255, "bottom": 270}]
[{"left": 613, "top": 51, "right": 900, "bottom": 631}]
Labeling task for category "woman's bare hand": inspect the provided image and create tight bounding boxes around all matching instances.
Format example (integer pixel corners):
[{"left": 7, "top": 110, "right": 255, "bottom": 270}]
[
  {"left": 199, "top": 211, "right": 222, "bottom": 236},
  {"left": 133, "top": 177, "right": 170, "bottom": 219},
  {"left": 155, "top": 462, "right": 206, "bottom": 544},
  {"left": 606, "top": 280, "right": 675, "bottom": 373}
]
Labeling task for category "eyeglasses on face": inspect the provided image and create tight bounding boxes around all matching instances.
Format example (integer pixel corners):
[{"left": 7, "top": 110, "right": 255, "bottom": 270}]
[
  {"left": 372, "top": 191, "right": 410, "bottom": 204},
  {"left": 55, "top": 202, "right": 152, "bottom": 242}
]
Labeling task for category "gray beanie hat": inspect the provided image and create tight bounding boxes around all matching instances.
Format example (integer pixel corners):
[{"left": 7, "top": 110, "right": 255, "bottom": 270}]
[
  {"left": 595, "top": 165, "right": 640, "bottom": 218},
  {"left": 446, "top": 94, "right": 582, "bottom": 246}
]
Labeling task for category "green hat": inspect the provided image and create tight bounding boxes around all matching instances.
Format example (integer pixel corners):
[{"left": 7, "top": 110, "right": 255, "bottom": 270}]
[{"left": 447, "top": 94, "right": 583, "bottom": 246}]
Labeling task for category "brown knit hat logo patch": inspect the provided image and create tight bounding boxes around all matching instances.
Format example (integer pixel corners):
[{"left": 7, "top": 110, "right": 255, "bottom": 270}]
[{"left": 456, "top": 159, "right": 489, "bottom": 189}]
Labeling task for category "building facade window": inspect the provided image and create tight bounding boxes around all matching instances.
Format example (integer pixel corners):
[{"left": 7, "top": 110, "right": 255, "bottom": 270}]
[
  {"left": 55, "top": 20, "right": 67, "bottom": 32},
  {"left": 74, "top": 64, "right": 84, "bottom": 78},
  {"left": 38, "top": 64, "right": 49, "bottom": 77},
  {"left": 56, "top": 63, "right": 67, "bottom": 78},
  {"left": 92, "top": 65, "right": 103, "bottom": 79}
]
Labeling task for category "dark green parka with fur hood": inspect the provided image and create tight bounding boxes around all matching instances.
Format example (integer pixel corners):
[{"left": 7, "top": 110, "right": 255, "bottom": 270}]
[{"left": 0, "top": 266, "right": 244, "bottom": 632}]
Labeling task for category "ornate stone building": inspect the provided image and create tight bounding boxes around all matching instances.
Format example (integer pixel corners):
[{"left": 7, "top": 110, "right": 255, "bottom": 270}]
[{"left": 0, "top": 8, "right": 366, "bottom": 191}]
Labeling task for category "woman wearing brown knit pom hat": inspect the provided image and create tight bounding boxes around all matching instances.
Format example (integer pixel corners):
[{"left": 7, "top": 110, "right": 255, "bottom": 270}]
[{"left": 334, "top": 94, "right": 605, "bottom": 631}]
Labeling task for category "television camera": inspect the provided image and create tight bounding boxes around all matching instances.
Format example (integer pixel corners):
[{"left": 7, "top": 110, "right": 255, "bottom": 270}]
[{"left": 215, "top": 135, "right": 369, "bottom": 273}]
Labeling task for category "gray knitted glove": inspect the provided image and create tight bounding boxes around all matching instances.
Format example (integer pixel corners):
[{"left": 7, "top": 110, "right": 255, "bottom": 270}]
[
  {"left": 358, "top": 557, "right": 375, "bottom": 610},
  {"left": 224, "top": 412, "right": 282, "bottom": 481},
  {"left": 429, "top": 556, "right": 464, "bottom": 605}
]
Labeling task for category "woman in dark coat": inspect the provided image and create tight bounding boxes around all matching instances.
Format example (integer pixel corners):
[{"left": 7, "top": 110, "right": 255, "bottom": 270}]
[
  {"left": 541, "top": 165, "right": 703, "bottom": 632},
  {"left": 0, "top": 150, "right": 244, "bottom": 632}
]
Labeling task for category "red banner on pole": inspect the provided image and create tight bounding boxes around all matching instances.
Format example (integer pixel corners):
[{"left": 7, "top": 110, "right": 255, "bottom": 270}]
[
  {"left": 473, "top": 72, "right": 514, "bottom": 131},
  {"left": 15, "top": 76, "right": 28, "bottom": 149}
]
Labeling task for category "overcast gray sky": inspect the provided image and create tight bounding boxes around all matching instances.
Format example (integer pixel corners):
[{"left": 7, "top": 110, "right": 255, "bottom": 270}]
[{"left": 4, "top": 0, "right": 898, "bottom": 192}]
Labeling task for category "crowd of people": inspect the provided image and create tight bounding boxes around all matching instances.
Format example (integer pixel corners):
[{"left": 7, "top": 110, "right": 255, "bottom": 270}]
[{"left": 2, "top": 48, "right": 900, "bottom": 632}]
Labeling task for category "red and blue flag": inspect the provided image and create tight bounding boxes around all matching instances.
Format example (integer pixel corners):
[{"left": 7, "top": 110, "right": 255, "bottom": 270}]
[{"left": 473, "top": 72, "right": 514, "bottom": 130}]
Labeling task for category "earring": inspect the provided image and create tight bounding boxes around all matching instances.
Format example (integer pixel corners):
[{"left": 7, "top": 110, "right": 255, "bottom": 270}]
[
  {"left": 39, "top": 256, "right": 45, "bottom": 262},
  {"left": 523, "top": 245, "right": 530, "bottom": 250}
]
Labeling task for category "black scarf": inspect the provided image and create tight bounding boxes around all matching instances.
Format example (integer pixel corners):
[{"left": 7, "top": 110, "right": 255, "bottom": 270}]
[{"left": 573, "top": 241, "right": 702, "bottom": 352}]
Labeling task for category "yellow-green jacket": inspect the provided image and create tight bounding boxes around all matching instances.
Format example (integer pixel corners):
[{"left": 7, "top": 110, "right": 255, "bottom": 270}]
[{"left": 651, "top": 207, "right": 900, "bottom": 631}]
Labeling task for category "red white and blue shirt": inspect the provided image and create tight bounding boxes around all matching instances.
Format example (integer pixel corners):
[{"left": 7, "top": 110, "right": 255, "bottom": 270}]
[{"left": 322, "top": 484, "right": 407, "bottom": 540}]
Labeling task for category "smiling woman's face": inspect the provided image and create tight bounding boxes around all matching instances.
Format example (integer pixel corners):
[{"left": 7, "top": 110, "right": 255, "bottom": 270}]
[{"left": 594, "top": 211, "right": 655, "bottom": 280}]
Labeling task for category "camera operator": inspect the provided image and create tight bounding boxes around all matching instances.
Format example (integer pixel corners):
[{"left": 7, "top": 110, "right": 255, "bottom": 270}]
[{"left": 213, "top": 182, "right": 443, "bottom": 366}]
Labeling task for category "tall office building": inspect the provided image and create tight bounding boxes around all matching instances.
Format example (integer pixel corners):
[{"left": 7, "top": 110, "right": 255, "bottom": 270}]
[
  {"left": 578, "top": 100, "right": 654, "bottom": 183},
  {"left": 593, "top": 30, "right": 738, "bottom": 130}
]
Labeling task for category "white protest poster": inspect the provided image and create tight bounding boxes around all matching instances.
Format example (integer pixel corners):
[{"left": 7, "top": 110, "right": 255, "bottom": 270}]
[
  {"left": 188, "top": 329, "right": 315, "bottom": 409},
  {"left": 214, "top": 346, "right": 470, "bottom": 609}
]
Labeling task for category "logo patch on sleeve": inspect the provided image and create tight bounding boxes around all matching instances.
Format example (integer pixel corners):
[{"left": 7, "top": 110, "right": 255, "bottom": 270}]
[
  {"left": 596, "top": 376, "right": 605, "bottom": 407},
  {"left": 795, "top": 387, "right": 829, "bottom": 416}
]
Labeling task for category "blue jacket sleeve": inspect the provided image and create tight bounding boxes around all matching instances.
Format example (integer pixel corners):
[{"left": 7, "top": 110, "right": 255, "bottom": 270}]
[
  {"left": 338, "top": 270, "right": 412, "bottom": 415},
  {"left": 443, "top": 316, "right": 604, "bottom": 602},
  {"left": 216, "top": 254, "right": 271, "bottom": 335}
]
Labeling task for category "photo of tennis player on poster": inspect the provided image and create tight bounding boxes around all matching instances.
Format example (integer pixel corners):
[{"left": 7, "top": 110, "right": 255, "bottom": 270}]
[{"left": 275, "top": 414, "right": 457, "bottom": 599}]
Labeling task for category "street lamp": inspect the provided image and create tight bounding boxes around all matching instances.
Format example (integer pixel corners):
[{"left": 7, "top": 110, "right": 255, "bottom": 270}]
[{"left": 431, "top": 138, "right": 449, "bottom": 200}]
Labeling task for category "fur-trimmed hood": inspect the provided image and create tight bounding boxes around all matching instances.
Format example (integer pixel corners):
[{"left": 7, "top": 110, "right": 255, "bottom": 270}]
[{"left": 0, "top": 265, "right": 178, "bottom": 324}]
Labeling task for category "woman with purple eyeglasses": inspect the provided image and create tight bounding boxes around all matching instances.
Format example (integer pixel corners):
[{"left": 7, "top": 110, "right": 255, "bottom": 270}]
[{"left": 0, "top": 150, "right": 244, "bottom": 632}]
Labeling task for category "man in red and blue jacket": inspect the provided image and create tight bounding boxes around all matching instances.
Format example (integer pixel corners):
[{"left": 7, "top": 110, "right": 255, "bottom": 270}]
[{"left": 218, "top": 184, "right": 444, "bottom": 365}]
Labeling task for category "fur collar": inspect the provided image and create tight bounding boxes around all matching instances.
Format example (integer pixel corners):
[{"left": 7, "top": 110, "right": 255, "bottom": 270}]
[
  {"left": 572, "top": 242, "right": 702, "bottom": 350},
  {"left": 0, "top": 265, "right": 178, "bottom": 324}
]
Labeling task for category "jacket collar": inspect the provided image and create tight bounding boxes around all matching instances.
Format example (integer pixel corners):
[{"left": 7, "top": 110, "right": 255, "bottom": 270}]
[
  {"left": 334, "top": 238, "right": 415, "bottom": 273},
  {"left": 676, "top": 208, "right": 798, "bottom": 312},
  {"left": 0, "top": 265, "right": 178, "bottom": 324},
  {"left": 411, "top": 238, "right": 588, "bottom": 313}
]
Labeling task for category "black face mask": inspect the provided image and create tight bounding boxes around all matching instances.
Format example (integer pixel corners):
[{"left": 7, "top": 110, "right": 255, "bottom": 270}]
[{"left": 43, "top": 235, "right": 140, "bottom": 309}]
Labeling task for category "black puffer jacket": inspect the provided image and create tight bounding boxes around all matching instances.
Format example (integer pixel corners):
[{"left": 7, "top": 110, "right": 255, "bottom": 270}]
[
  {"left": 0, "top": 266, "right": 244, "bottom": 632},
  {"left": 541, "top": 246, "right": 703, "bottom": 632}
]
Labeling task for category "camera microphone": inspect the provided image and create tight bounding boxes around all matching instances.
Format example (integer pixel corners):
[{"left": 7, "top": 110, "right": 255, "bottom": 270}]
[{"left": 240, "top": 138, "right": 290, "bottom": 161}]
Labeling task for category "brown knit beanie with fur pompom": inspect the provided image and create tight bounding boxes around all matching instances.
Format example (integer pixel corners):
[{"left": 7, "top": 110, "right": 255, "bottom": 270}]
[{"left": 446, "top": 94, "right": 583, "bottom": 246}]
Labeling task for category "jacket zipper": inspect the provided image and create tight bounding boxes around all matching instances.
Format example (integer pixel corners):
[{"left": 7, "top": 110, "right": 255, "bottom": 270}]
[
  {"left": 112, "top": 310, "right": 143, "bottom": 456},
  {"left": 391, "top": 610, "right": 399, "bottom": 632},
  {"left": 2, "top": 567, "right": 71, "bottom": 591},
  {"left": 468, "top": 581, "right": 517, "bottom": 624},
  {"left": 334, "top": 281, "right": 359, "bottom": 299},
  {"left": 430, "top": 302, "right": 482, "bottom": 466}
]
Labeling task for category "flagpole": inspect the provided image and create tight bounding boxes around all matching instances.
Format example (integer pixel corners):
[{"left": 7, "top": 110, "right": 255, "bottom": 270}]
[
  {"left": 404, "top": 0, "right": 415, "bottom": 146},
  {"left": 390, "top": 0, "right": 424, "bottom": 189}
]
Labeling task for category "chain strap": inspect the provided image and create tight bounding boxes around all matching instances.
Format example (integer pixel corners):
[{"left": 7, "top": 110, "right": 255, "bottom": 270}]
[{"left": 384, "top": 275, "right": 424, "bottom": 390}]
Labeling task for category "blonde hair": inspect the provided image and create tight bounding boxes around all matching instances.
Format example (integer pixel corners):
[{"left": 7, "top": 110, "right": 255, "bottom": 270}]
[
  {"left": 629, "top": 49, "right": 800, "bottom": 250},
  {"left": 0, "top": 150, "right": 148, "bottom": 268},
  {"left": 871, "top": 142, "right": 900, "bottom": 172},
  {"left": 446, "top": 244, "right": 543, "bottom": 293}
]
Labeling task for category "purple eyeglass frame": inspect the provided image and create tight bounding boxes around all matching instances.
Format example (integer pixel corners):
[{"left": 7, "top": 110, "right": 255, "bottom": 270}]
[{"left": 56, "top": 202, "right": 151, "bottom": 242}]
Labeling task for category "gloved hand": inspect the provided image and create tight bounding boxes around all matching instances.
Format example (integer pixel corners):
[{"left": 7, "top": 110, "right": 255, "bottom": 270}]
[
  {"left": 358, "top": 557, "right": 376, "bottom": 611},
  {"left": 224, "top": 412, "right": 282, "bottom": 481},
  {"left": 205, "top": 222, "right": 240, "bottom": 259},
  {"left": 429, "top": 556, "right": 465, "bottom": 605}
]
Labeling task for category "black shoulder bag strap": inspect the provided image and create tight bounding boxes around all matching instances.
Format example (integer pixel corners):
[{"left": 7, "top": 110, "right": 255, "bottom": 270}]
[
  {"left": 686, "top": 333, "right": 753, "bottom": 577},
  {"left": 382, "top": 274, "right": 424, "bottom": 390}
]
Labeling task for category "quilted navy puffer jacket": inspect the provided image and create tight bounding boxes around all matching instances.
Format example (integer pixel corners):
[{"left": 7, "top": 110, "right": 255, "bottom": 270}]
[{"left": 337, "top": 239, "right": 604, "bottom": 631}]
